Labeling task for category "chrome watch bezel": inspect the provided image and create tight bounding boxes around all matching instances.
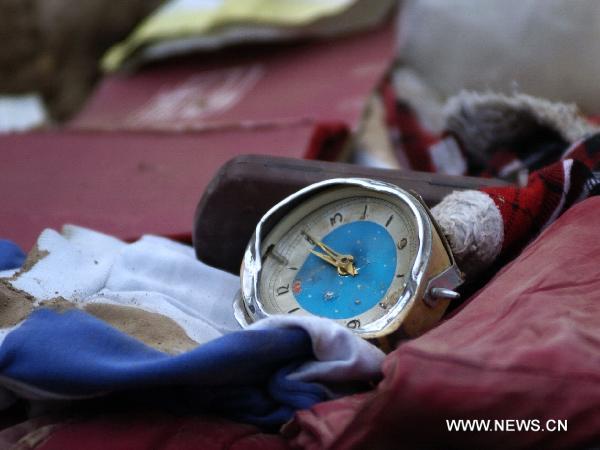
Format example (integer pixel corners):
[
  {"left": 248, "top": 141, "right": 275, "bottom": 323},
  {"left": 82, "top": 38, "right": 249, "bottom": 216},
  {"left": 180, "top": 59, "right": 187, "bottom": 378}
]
[{"left": 234, "top": 178, "right": 461, "bottom": 339}]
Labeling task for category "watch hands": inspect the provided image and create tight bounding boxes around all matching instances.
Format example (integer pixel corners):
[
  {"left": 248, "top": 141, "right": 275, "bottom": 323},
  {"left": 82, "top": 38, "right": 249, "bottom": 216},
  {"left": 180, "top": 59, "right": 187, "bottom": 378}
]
[
  {"left": 304, "top": 231, "right": 358, "bottom": 276},
  {"left": 312, "top": 249, "right": 358, "bottom": 277},
  {"left": 309, "top": 249, "right": 338, "bottom": 266}
]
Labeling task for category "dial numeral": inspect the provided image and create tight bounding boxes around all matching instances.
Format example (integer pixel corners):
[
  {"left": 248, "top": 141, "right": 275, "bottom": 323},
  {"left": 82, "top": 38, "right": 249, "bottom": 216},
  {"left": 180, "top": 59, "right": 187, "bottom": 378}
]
[
  {"left": 329, "top": 213, "right": 343, "bottom": 227},
  {"left": 360, "top": 205, "right": 368, "bottom": 220},
  {"left": 276, "top": 284, "right": 290, "bottom": 296}
]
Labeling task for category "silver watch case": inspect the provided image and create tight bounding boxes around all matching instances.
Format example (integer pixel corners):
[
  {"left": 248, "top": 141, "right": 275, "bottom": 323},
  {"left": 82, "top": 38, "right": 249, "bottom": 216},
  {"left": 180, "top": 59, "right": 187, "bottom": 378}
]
[{"left": 233, "top": 178, "right": 462, "bottom": 339}]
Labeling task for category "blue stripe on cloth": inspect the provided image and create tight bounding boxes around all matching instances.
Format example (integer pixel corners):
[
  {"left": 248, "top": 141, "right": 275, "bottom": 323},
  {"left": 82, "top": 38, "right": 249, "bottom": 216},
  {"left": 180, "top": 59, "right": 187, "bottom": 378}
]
[
  {"left": 0, "top": 240, "right": 25, "bottom": 270},
  {"left": 0, "top": 309, "right": 330, "bottom": 427}
]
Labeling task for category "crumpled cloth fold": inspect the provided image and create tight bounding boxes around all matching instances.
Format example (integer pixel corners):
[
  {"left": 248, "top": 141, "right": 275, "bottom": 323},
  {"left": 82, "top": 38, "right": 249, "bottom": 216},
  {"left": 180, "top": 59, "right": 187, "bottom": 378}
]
[{"left": 0, "top": 225, "right": 384, "bottom": 427}]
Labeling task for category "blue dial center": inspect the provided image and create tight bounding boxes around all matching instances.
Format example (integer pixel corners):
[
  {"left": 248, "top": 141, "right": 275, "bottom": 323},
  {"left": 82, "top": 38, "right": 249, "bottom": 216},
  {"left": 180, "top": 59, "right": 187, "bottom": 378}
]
[{"left": 293, "top": 221, "right": 397, "bottom": 319}]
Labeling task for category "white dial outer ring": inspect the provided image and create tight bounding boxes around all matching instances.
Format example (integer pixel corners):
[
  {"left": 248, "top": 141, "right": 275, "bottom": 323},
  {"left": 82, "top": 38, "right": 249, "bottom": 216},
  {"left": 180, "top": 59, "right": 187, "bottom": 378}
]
[{"left": 239, "top": 178, "right": 437, "bottom": 338}]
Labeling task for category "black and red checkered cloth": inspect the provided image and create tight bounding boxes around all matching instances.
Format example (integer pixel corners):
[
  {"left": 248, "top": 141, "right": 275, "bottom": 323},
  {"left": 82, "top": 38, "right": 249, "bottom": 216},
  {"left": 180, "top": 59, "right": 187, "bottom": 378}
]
[
  {"left": 482, "top": 136, "right": 600, "bottom": 263},
  {"left": 428, "top": 135, "right": 600, "bottom": 277}
]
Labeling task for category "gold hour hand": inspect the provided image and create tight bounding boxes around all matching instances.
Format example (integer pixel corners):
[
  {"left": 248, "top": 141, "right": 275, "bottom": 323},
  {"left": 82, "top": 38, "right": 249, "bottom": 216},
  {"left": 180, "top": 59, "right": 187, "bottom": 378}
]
[{"left": 305, "top": 232, "right": 358, "bottom": 277}]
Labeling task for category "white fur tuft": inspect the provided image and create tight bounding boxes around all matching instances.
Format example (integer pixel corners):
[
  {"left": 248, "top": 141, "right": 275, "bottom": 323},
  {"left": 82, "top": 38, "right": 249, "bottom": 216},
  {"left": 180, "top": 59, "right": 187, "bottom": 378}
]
[{"left": 431, "top": 190, "right": 503, "bottom": 277}]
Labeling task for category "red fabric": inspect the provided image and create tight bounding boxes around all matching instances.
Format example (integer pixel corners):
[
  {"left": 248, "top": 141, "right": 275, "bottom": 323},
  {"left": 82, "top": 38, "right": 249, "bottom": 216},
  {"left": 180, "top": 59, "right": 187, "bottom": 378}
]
[
  {"left": 0, "top": 128, "right": 315, "bottom": 250},
  {"left": 1, "top": 18, "right": 397, "bottom": 251},
  {"left": 482, "top": 161, "right": 567, "bottom": 255},
  {"left": 0, "top": 416, "right": 62, "bottom": 449},
  {"left": 481, "top": 143, "right": 597, "bottom": 261},
  {"left": 35, "top": 413, "right": 290, "bottom": 450},
  {"left": 480, "top": 148, "right": 518, "bottom": 178},
  {"left": 304, "top": 122, "right": 350, "bottom": 161},
  {"left": 70, "top": 20, "right": 395, "bottom": 132},
  {"left": 564, "top": 133, "right": 600, "bottom": 171},
  {"left": 394, "top": 101, "right": 437, "bottom": 172},
  {"left": 381, "top": 80, "right": 438, "bottom": 172},
  {"left": 284, "top": 197, "right": 600, "bottom": 449}
]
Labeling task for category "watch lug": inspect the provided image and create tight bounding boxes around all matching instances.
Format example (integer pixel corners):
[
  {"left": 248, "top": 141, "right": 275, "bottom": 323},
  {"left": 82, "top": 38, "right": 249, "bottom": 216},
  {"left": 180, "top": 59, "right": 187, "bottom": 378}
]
[
  {"left": 428, "top": 287, "right": 460, "bottom": 302},
  {"left": 423, "top": 265, "right": 463, "bottom": 308}
]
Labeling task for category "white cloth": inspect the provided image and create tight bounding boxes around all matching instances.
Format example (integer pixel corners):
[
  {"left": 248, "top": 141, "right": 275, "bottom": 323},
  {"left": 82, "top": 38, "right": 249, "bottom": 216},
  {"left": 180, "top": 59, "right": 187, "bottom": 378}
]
[
  {"left": 8, "top": 225, "right": 241, "bottom": 345},
  {"left": 2, "top": 225, "right": 384, "bottom": 382},
  {"left": 250, "top": 316, "right": 384, "bottom": 382}
]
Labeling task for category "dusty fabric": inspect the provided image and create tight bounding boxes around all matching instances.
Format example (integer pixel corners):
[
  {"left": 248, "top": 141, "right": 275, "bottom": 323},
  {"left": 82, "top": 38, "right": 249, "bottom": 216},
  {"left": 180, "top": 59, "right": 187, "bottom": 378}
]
[
  {"left": 0, "top": 226, "right": 384, "bottom": 428},
  {"left": 2, "top": 225, "right": 240, "bottom": 349},
  {"left": 0, "top": 282, "right": 33, "bottom": 329}
]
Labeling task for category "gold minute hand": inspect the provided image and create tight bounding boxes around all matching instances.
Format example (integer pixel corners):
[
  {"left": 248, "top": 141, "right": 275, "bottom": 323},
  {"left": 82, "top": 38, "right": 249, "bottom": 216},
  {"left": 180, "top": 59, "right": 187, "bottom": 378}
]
[
  {"left": 316, "top": 241, "right": 343, "bottom": 259},
  {"left": 304, "top": 231, "right": 358, "bottom": 277},
  {"left": 309, "top": 249, "right": 339, "bottom": 267},
  {"left": 303, "top": 231, "right": 340, "bottom": 259}
]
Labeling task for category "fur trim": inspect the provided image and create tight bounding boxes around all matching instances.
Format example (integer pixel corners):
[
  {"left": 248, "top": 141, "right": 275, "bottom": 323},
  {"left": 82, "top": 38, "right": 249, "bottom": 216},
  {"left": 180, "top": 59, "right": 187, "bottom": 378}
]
[
  {"left": 444, "top": 91, "right": 600, "bottom": 165},
  {"left": 431, "top": 190, "right": 503, "bottom": 277}
]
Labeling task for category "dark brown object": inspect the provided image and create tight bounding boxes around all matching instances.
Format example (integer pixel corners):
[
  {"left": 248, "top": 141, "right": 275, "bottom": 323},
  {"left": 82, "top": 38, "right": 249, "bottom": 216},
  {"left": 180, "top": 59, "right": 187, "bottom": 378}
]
[{"left": 193, "top": 155, "right": 509, "bottom": 274}]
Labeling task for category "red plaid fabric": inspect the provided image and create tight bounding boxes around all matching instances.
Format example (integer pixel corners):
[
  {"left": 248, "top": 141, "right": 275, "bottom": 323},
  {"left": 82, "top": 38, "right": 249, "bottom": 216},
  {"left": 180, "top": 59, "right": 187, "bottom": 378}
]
[
  {"left": 563, "top": 133, "right": 600, "bottom": 171},
  {"left": 483, "top": 160, "right": 569, "bottom": 256},
  {"left": 381, "top": 80, "right": 438, "bottom": 172},
  {"left": 434, "top": 133, "right": 600, "bottom": 276}
]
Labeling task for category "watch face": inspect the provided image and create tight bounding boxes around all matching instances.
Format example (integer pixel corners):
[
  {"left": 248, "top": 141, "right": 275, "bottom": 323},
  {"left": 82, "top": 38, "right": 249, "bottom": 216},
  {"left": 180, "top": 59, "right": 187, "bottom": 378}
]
[{"left": 255, "top": 185, "right": 421, "bottom": 332}]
